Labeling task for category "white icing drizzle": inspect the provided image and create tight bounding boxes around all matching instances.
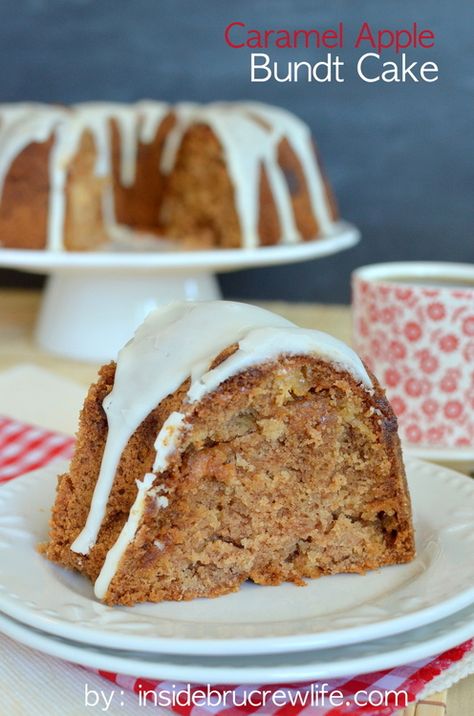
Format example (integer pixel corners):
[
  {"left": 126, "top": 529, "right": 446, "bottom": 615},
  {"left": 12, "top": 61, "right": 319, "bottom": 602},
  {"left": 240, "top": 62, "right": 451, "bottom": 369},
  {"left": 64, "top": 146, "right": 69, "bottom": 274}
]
[
  {"left": 47, "top": 106, "right": 114, "bottom": 250},
  {"left": 94, "top": 476, "right": 170, "bottom": 600},
  {"left": 159, "top": 103, "right": 283, "bottom": 248},
  {"left": 158, "top": 102, "right": 197, "bottom": 173},
  {"left": 0, "top": 104, "right": 68, "bottom": 251},
  {"left": 67, "top": 300, "right": 371, "bottom": 597},
  {"left": 74, "top": 103, "right": 138, "bottom": 187},
  {"left": 243, "top": 102, "right": 335, "bottom": 237},
  {"left": 93, "top": 472, "right": 156, "bottom": 600},
  {"left": 71, "top": 301, "right": 292, "bottom": 555},
  {"left": 136, "top": 100, "right": 171, "bottom": 144},
  {"left": 0, "top": 101, "right": 335, "bottom": 251},
  {"left": 160, "top": 103, "right": 279, "bottom": 248},
  {"left": 0, "top": 101, "right": 171, "bottom": 250},
  {"left": 158, "top": 101, "right": 335, "bottom": 247},
  {"left": 51, "top": 101, "right": 170, "bottom": 246},
  {"left": 0, "top": 104, "right": 68, "bottom": 201},
  {"left": 187, "top": 325, "right": 371, "bottom": 404},
  {"left": 152, "top": 411, "right": 187, "bottom": 472},
  {"left": 47, "top": 114, "right": 97, "bottom": 251}
]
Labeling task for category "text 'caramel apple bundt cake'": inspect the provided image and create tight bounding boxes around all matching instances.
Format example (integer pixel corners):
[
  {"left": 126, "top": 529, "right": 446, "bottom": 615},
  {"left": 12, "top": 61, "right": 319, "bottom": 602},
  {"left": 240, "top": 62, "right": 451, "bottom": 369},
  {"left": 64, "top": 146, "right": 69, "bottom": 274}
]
[
  {"left": 42, "top": 301, "right": 415, "bottom": 606},
  {"left": 0, "top": 101, "right": 337, "bottom": 251}
]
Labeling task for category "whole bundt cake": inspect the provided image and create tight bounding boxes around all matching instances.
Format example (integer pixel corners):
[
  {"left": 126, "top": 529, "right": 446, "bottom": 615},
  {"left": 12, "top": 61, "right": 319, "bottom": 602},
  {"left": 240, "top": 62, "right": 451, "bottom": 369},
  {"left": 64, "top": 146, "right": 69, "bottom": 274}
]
[{"left": 0, "top": 101, "right": 338, "bottom": 251}]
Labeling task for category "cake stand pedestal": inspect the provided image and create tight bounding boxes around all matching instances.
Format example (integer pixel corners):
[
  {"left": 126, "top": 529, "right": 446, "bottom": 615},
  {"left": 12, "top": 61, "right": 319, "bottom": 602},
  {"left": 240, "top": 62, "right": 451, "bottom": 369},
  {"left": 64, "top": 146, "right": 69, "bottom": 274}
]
[
  {"left": 0, "top": 221, "right": 359, "bottom": 362},
  {"left": 36, "top": 271, "right": 220, "bottom": 362}
]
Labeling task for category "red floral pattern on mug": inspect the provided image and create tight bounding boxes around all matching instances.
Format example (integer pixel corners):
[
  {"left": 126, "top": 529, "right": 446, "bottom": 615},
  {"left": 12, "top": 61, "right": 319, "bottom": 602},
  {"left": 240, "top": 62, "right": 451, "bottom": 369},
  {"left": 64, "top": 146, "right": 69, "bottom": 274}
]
[
  {"left": 439, "top": 334, "right": 459, "bottom": 352},
  {"left": 353, "top": 275, "right": 474, "bottom": 447},
  {"left": 427, "top": 302, "right": 446, "bottom": 321},
  {"left": 462, "top": 316, "right": 474, "bottom": 336},
  {"left": 404, "top": 322, "right": 422, "bottom": 342}
]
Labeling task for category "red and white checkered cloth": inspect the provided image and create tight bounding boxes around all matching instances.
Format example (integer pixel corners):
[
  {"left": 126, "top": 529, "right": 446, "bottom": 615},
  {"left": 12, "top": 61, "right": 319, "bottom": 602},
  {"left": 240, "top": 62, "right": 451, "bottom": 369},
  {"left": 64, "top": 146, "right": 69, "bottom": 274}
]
[
  {"left": 0, "top": 416, "right": 75, "bottom": 482},
  {"left": 0, "top": 414, "right": 473, "bottom": 715}
]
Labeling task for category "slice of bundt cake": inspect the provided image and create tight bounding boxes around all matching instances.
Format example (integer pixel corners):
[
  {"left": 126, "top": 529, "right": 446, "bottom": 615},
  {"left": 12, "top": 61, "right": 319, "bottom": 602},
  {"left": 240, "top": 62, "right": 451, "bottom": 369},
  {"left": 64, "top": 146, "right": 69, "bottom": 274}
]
[{"left": 42, "top": 301, "right": 415, "bottom": 606}]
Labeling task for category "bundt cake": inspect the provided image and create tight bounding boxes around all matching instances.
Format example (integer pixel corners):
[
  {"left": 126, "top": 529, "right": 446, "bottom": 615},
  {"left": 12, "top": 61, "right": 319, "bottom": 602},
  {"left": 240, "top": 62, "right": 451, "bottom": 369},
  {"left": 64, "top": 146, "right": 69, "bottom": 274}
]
[
  {"left": 0, "top": 101, "right": 337, "bottom": 251},
  {"left": 42, "top": 301, "right": 415, "bottom": 606}
]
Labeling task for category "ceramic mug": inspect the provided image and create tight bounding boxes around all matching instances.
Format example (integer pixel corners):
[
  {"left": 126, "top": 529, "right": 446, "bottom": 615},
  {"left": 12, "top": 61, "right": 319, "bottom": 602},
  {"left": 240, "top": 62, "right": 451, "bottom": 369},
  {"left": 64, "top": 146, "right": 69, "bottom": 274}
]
[{"left": 352, "top": 262, "right": 474, "bottom": 450}]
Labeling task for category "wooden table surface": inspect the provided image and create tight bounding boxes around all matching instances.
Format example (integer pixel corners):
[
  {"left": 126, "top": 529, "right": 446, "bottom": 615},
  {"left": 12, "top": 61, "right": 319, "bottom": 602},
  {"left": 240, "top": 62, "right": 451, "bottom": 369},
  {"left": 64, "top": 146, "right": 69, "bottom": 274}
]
[{"left": 0, "top": 287, "right": 472, "bottom": 715}]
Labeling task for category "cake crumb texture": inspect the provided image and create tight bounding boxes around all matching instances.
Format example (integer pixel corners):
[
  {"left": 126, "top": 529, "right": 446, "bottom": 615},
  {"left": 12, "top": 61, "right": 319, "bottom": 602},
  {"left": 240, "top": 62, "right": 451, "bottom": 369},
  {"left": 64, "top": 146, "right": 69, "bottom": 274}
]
[{"left": 42, "top": 354, "right": 414, "bottom": 606}]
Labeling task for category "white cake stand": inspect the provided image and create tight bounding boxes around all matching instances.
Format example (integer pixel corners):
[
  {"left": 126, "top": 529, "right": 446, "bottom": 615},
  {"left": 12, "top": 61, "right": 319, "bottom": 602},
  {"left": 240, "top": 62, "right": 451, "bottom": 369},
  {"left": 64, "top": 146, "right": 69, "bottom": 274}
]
[{"left": 0, "top": 221, "right": 359, "bottom": 362}]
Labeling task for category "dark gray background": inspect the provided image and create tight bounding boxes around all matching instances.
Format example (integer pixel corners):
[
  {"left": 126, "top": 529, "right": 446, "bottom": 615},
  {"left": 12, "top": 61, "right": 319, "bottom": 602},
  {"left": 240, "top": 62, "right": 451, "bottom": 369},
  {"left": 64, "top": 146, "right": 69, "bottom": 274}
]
[{"left": 0, "top": 0, "right": 472, "bottom": 302}]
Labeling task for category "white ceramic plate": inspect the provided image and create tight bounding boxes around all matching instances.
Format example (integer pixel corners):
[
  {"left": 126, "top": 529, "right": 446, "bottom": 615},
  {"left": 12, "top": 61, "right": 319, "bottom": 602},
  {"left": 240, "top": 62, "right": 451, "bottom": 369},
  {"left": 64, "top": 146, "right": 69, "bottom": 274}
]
[
  {"left": 0, "top": 221, "right": 358, "bottom": 274},
  {"left": 0, "top": 602, "right": 473, "bottom": 684},
  {"left": 0, "top": 457, "right": 473, "bottom": 656},
  {"left": 404, "top": 443, "right": 474, "bottom": 465}
]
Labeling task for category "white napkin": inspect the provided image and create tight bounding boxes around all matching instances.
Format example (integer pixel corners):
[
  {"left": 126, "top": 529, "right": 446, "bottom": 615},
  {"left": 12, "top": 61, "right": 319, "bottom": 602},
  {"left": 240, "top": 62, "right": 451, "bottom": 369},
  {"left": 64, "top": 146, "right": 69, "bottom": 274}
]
[
  {"left": 0, "top": 364, "right": 86, "bottom": 436},
  {"left": 0, "top": 635, "right": 144, "bottom": 716}
]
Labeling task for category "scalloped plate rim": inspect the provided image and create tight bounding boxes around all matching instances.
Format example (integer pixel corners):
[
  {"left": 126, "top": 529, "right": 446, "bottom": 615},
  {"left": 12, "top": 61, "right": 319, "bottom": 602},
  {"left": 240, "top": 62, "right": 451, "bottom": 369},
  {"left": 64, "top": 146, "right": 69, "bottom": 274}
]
[
  {"left": 0, "top": 603, "right": 473, "bottom": 683},
  {"left": 0, "top": 456, "right": 473, "bottom": 656}
]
